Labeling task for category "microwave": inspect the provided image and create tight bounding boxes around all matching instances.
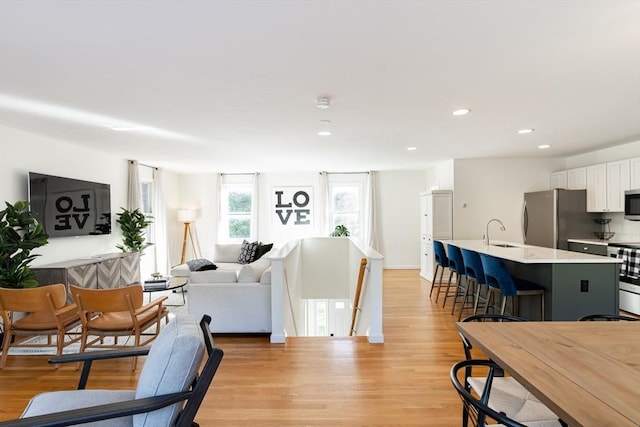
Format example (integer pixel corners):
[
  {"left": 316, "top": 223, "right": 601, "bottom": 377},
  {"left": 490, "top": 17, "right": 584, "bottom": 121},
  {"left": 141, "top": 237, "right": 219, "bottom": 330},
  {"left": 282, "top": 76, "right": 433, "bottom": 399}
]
[{"left": 625, "top": 189, "right": 640, "bottom": 220}]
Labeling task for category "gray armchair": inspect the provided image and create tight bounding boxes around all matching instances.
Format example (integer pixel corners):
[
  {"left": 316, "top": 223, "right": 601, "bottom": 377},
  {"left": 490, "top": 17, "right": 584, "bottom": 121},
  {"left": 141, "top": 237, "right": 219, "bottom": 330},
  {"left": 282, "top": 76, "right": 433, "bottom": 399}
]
[{"left": 0, "top": 314, "right": 223, "bottom": 427}]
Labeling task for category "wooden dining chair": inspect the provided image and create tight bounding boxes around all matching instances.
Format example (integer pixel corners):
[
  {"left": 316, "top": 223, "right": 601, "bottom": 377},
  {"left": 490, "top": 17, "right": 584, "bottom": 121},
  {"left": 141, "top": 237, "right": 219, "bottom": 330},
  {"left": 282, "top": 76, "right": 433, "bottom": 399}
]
[
  {"left": 458, "top": 314, "right": 563, "bottom": 427},
  {"left": 0, "top": 283, "right": 81, "bottom": 369},
  {"left": 578, "top": 313, "right": 639, "bottom": 321},
  {"left": 69, "top": 284, "right": 168, "bottom": 370}
]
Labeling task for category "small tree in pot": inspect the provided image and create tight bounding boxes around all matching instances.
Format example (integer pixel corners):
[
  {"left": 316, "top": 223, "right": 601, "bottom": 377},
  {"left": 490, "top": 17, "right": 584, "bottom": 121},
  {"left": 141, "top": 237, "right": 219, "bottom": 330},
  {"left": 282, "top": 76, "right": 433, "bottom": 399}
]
[
  {"left": 116, "top": 208, "right": 153, "bottom": 254},
  {"left": 0, "top": 200, "right": 49, "bottom": 289}
]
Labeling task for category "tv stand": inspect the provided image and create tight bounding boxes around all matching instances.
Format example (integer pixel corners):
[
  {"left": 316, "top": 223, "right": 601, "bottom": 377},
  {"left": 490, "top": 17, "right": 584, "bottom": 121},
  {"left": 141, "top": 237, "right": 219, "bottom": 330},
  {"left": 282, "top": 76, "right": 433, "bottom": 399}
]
[{"left": 33, "top": 252, "right": 140, "bottom": 290}]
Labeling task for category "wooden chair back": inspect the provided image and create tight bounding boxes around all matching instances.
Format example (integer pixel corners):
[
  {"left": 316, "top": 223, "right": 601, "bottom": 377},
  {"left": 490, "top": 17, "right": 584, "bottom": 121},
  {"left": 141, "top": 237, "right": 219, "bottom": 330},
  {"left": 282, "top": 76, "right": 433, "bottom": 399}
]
[
  {"left": 70, "top": 284, "right": 143, "bottom": 315},
  {"left": 0, "top": 284, "right": 67, "bottom": 323}
]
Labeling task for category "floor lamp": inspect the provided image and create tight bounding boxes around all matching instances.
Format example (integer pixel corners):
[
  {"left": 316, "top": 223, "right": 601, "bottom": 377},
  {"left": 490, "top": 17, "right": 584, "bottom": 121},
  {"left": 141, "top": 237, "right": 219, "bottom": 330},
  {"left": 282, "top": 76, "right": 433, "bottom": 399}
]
[{"left": 178, "top": 209, "right": 198, "bottom": 264}]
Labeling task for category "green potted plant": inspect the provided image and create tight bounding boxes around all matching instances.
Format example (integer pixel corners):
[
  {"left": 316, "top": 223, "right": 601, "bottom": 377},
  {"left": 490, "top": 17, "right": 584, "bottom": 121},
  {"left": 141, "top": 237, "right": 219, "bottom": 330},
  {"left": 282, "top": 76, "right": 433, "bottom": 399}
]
[
  {"left": 330, "top": 224, "right": 350, "bottom": 237},
  {"left": 0, "top": 200, "right": 49, "bottom": 289},
  {"left": 116, "top": 208, "right": 153, "bottom": 254}
]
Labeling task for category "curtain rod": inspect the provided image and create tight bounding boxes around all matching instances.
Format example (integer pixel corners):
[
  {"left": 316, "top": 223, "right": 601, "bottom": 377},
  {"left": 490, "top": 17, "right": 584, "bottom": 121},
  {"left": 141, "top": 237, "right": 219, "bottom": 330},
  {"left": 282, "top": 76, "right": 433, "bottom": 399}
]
[
  {"left": 220, "top": 172, "right": 260, "bottom": 176},
  {"left": 319, "top": 171, "right": 370, "bottom": 175}
]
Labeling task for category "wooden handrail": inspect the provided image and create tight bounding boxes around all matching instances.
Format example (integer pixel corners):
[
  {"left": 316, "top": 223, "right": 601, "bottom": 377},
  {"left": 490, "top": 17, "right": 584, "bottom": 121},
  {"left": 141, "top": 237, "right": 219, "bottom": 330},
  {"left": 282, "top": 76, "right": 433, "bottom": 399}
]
[{"left": 350, "top": 258, "right": 368, "bottom": 336}]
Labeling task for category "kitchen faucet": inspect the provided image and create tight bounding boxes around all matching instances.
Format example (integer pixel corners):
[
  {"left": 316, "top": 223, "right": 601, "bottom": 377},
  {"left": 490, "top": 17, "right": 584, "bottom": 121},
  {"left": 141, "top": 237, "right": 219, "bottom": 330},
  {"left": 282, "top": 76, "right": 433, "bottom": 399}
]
[{"left": 484, "top": 218, "right": 506, "bottom": 245}]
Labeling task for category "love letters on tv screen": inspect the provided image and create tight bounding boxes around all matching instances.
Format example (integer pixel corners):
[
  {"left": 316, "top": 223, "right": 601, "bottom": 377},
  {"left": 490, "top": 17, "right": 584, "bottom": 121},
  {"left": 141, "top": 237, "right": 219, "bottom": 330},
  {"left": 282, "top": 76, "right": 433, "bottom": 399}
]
[{"left": 28, "top": 172, "right": 111, "bottom": 237}]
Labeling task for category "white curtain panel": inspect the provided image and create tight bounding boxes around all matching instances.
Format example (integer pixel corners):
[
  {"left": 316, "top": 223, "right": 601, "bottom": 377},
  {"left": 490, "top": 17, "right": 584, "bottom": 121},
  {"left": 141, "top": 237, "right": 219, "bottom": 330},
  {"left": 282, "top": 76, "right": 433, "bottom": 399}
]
[
  {"left": 152, "top": 167, "right": 170, "bottom": 275},
  {"left": 127, "top": 160, "right": 142, "bottom": 211},
  {"left": 252, "top": 173, "right": 260, "bottom": 241},
  {"left": 364, "top": 171, "right": 378, "bottom": 250}
]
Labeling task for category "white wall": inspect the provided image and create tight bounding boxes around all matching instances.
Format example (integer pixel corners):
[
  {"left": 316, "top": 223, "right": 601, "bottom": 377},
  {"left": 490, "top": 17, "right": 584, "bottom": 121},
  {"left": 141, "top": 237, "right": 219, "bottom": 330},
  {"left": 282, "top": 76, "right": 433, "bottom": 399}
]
[
  {"left": 425, "top": 159, "right": 454, "bottom": 191},
  {"left": 175, "top": 170, "right": 427, "bottom": 269},
  {"left": 452, "top": 158, "right": 565, "bottom": 242},
  {"left": 0, "top": 125, "right": 128, "bottom": 265},
  {"left": 375, "top": 170, "right": 427, "bottom": 268},
  {"left": 565, "top": 140, "right": 640, "bottom": 168}
]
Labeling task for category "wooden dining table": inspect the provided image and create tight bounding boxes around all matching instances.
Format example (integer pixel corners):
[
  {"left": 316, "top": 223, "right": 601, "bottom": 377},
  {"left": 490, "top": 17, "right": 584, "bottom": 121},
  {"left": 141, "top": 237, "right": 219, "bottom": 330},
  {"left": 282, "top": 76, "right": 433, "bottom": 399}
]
[{"left": 456, "top": 321, "right": 640, "bottom": 427}]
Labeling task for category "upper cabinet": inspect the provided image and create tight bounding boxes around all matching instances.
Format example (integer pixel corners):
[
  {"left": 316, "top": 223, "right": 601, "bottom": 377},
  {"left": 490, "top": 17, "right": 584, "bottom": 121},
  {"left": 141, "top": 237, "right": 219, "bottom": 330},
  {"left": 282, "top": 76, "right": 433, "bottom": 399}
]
[
  {"left": 550, "top": 167, "right": 587, "bottom": 190},
  {"left": 586, "top": 160, "right": 630, "bottom": 212},
  {"left": 631, "top": 157, "right": 640, "bottom": 189},
  {"left": 550, "top": 171, "right": 567, "bottom": 189},
  {"left": 567, "top": 167, "right": 587, "bottom": 190}
]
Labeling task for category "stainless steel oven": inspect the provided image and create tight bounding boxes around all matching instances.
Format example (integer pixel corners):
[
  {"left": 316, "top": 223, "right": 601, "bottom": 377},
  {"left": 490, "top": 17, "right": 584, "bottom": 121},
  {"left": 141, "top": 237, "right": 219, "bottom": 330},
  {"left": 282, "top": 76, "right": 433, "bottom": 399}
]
[{"left": 607, "top": 243, "right": 640, "bottom": 315}]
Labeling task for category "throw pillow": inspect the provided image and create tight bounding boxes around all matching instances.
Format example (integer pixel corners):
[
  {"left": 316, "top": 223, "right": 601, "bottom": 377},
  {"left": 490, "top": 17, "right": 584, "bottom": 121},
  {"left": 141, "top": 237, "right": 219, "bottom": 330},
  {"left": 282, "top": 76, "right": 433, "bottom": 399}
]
[
  {"left": 252, "top": 242, "right": 274, "bottom": 262},
  {"left": 238, "top": 240, "right": 259, "bottom": 264},
  {"left": 186, "top": 258, "right": 214, "bottom": 271},
  {"left": 196, "top": 264, "right": 218, "bottom": 271}
]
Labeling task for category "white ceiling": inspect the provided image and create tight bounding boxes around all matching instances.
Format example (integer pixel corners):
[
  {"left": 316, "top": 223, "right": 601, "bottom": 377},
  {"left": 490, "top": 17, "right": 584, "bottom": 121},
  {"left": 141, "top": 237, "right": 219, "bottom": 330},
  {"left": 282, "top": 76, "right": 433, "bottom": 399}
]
[{"left": 1, "top": 1, "right": 639, "bottom": 174}]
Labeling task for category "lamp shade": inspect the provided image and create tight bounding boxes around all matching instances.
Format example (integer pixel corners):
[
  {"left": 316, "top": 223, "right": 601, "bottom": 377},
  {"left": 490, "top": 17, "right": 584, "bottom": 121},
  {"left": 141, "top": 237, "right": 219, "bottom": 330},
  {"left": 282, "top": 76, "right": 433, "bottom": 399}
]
[{"left": 177, "top": 209, "right": 197, "bottom": 223}]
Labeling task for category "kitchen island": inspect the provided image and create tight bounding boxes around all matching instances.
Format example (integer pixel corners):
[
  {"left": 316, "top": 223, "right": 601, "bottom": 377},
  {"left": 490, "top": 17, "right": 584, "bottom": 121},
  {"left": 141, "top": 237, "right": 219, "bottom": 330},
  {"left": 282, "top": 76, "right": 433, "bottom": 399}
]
[{"left": 441, "top": 240, "right": 621, "bottom": 320}]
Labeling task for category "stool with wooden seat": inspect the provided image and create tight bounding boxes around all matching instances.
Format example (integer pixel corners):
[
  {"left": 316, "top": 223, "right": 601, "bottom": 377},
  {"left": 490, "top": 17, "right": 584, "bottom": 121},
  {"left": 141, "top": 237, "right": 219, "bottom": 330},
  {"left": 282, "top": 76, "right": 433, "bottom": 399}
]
[
  {"left": 430, "top": 240, "right": 449, "bottom": 303},
  {"left": 480, "top": 254, "right": 546, "bottom": 321}
]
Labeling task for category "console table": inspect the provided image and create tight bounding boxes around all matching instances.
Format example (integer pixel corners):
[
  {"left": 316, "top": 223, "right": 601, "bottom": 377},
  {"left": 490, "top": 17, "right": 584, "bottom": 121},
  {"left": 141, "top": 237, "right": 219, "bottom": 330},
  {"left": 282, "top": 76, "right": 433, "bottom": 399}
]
[{"left": 33, "top": 252, "right": 140, "bottom": 290}]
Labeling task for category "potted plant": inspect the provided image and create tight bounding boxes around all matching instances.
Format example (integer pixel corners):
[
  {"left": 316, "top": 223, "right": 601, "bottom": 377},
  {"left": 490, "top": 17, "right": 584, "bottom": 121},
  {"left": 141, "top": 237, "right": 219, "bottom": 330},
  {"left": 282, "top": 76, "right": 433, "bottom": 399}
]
[
  {"left": 0, "top": 200, "right": 49, "bottom": 347},
  {"left": 0, "top": 200, "right": 49, "bottom": 289},
  {"left": 330, "top": 224, "right": 350, "bottom": 237},
  {"left": 116, "top": 208, "right": 153, "bottom": 254}
]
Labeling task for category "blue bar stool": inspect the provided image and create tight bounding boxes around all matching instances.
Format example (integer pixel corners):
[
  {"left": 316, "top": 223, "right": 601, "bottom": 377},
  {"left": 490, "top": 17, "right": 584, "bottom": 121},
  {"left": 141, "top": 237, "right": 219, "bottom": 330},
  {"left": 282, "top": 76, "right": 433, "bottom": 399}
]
[
  {"left": 458, "top": 249, "right": 486, "bottom": 321},
  {"left": 430, "top": 241, "right": 449, "bottom": 303},
  {"left": 480, "top": 253, "right": 546, "bottom": 320},
  {"left": 442, "top": 244, "right": 466, "bottom": 310}
]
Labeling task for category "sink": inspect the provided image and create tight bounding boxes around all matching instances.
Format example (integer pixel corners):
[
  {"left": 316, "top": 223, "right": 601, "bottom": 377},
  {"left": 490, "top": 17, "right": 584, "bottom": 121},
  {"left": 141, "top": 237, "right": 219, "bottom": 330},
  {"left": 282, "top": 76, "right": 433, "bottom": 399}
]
[{"left": 491, "top": 243, "right": 518, "bottom": 248}]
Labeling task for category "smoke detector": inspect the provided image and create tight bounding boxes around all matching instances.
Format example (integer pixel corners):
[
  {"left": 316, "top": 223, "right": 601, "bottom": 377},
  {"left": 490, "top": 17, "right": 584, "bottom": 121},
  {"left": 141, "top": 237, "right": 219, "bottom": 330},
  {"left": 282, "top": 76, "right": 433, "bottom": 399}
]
[{"left": 316, "top": 97, "right": 331, "bottom": 109}]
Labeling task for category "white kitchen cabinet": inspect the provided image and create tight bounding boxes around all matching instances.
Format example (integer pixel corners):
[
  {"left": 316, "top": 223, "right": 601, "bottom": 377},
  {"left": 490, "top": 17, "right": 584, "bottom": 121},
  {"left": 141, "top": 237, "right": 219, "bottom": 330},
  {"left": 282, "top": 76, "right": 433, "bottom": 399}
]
[
  {"left": 550, "top": 171, "right": 567, "bottom": 189},
  {"left": 606, "top": 159, "right": 630, "bottom": 211},
  {"left": 419, "top": 190, "right": 453, "bottom": 280},
  {"left": 586, "top": 160, "right": 630, "bottom": 212},
  {"left": 567, "top": 167, "right": 587, "bottom": 190},
  {"left": 630, "top": 157, "right": 640, "bottom": 189}
]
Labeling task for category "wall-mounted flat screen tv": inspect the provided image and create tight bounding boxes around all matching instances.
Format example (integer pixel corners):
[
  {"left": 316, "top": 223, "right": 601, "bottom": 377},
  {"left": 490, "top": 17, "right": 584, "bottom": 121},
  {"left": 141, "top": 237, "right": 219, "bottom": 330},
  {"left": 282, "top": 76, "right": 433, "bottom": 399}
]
[{"left": 28, "top": 172, "right": 111, "bottom": 237}]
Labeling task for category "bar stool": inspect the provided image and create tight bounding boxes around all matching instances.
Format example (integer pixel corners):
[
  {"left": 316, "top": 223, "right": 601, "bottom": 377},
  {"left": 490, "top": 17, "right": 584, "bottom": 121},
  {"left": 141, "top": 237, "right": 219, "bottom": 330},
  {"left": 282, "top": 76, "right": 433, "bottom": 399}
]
[
  {"left": 458, "top": 249, "right": 486, "bottom": 321},
  {"left": 442, "top": 244, "right": 466, "bottom": 310},
  {"left": 478, "top": 254, "right": 504, "bottom": 315},
  {"left": 430, "top": 240, "right": 449, "bottom": 303},
  {"left": 480, "top": 254, "right": 546, "bottom": 320}
]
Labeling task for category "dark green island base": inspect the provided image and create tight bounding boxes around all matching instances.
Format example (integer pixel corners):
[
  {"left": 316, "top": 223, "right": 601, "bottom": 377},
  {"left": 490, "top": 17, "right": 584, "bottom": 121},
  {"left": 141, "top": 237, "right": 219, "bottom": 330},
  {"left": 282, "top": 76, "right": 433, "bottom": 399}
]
[{"left": 441, "top": 240, "right": 621, "bottom": 321}]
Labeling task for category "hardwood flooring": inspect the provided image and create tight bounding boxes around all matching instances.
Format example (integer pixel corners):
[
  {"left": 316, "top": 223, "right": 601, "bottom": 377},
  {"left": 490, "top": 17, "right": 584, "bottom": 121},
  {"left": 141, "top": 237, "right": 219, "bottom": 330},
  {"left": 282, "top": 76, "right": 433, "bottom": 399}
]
[{"left": 0, "top": 270, "right": 467, "bottom": 425}]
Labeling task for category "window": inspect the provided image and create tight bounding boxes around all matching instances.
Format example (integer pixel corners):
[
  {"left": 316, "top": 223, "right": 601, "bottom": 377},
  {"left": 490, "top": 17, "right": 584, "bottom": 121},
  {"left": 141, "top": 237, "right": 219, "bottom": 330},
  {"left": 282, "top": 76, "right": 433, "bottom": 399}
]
[
  {"left": 328, "top": 174, "right": 366, "bottom": 238},
  {"left": 220, "top": 174, "right": 256, "bottom": 242}
]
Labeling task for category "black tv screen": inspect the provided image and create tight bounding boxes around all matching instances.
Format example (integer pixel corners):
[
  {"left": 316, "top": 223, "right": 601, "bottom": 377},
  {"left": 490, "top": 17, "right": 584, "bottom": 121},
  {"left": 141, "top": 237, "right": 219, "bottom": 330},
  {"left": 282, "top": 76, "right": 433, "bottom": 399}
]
[{"left": 28, "top": 172, "right": 111, "bottom": 237}]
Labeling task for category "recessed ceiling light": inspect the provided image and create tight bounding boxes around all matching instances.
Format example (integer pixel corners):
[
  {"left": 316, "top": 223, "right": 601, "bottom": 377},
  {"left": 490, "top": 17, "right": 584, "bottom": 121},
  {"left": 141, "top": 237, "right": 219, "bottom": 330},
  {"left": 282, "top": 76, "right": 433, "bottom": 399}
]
[
  {"left": 518, "top": 128, "right": 534, "bottom": 134},
  {"left": 406, "top": 146, "right": 418, "bottom": 151},
  {"left": 452, "top": 109, "right": 470, "bottom": 116},
  {"left": 538, "top": 144, "right": 551, "bottom": 149},
  {"left": 318, "top": 120, "right": 332, "bottom": 136}
]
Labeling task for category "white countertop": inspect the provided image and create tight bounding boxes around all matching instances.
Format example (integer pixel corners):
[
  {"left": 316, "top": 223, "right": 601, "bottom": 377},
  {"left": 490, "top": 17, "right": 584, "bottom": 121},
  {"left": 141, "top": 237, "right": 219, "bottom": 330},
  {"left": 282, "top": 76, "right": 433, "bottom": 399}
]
[
  {"left": 567, "top": 238, "right": 640, "bottom": 246},
  {"left": 441, "top": 240, "right": 621, "bottom": 264}
]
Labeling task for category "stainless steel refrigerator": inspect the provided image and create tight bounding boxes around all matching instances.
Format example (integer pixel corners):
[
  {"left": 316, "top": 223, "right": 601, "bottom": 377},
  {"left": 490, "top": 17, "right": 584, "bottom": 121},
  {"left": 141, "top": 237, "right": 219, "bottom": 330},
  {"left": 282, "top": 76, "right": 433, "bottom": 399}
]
[{"left": 522, "top": 189, "right": 595, "bottom": 250}]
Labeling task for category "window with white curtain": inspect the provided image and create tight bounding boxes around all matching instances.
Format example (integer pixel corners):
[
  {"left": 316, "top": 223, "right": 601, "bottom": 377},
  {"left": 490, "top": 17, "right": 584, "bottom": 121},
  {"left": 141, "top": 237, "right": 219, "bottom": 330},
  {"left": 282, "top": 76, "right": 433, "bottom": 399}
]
[
  {"left": 220, "top": 174, "right": 256, "bottom": 242},
  {"left": 328, "top": 174, "right": 366, "bottom": 238}
]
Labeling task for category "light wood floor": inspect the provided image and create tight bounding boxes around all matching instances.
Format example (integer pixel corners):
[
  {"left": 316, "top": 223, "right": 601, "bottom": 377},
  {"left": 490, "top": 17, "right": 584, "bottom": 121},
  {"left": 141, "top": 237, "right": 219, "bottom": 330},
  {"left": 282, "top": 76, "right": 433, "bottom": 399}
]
[{"left": 0, "top": 270, "right": 467, "bottom": 425}]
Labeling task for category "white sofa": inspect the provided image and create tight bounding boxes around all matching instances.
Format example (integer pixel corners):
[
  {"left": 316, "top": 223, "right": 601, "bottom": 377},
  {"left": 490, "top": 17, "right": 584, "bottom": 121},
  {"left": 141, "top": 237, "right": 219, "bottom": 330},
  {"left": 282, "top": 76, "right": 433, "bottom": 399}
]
[{"left": 170, "top": 243, "right": 272, "bottom": 333}]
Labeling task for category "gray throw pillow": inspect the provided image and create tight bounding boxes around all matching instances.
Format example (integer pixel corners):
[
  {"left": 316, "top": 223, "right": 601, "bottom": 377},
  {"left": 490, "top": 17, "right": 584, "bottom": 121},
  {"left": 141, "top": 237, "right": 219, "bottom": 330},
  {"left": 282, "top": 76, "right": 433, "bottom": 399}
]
[{"left": 186, "top": 258, "right": 214, "bottom": 271}]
